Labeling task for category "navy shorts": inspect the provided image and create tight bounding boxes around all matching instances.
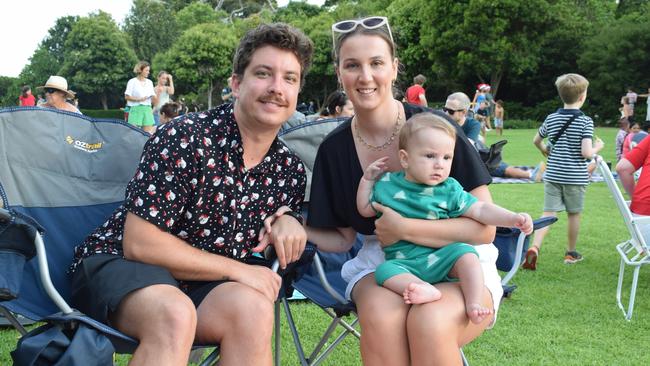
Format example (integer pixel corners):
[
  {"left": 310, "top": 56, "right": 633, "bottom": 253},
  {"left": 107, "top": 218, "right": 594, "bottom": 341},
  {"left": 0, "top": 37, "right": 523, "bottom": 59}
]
[{"left": 71, "top": 254, "right": 227, "bottom": 324}]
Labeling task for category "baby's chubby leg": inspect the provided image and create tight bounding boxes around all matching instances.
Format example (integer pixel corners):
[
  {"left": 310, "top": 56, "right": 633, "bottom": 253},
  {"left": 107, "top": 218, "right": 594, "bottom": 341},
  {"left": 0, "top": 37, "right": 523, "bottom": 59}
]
[
  {"left": 449, "top": 253, "right": 493, "bottom": 324},
  {"left": 383, "top": 273, "right": 442, "bottom": 305}
]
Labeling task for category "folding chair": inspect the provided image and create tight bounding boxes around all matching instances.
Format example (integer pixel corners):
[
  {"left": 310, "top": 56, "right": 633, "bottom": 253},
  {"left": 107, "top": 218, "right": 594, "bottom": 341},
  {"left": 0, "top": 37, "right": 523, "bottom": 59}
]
[
  {"left": 494, "top": 216, "right": 558, "bottom": 298},
  {"left": 278, "top": 118, "right": 474, "bottom": 365},
  {"left": 596, "top": 156, "right": 650, "bottom": 320},
  {"left": 0, "top": 107, "right": 221, "bottom": 364}
]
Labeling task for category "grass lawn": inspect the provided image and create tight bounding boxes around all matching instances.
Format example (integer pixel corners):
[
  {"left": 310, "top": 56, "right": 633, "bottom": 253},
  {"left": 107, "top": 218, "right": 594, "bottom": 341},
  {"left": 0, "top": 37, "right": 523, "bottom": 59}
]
[{"left": 3, "top": 127, "right": 650, "bottom": 365}]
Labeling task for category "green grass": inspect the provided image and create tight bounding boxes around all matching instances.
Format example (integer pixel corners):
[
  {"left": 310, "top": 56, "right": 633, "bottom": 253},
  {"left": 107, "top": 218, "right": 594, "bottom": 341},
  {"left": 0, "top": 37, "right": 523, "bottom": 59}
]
[{"left": 3, "top": 128, "right": 648, "bottom": 365}]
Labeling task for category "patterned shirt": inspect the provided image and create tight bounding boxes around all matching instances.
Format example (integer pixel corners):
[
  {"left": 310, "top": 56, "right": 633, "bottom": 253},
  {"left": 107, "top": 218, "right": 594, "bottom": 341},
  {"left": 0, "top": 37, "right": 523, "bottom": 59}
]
[
  {"left": 70, "top": 104, "right": 306, "bottom": 276},
  {"left": 538, "top": 108, "right": 593, "bottom": 185}
]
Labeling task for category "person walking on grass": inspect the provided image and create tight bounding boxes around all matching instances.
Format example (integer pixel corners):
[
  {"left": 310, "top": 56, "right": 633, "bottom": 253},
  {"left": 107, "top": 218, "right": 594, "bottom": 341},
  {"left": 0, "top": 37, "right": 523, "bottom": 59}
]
[{"left": 526, "top": 73, "right": 604, "bottom": 270}]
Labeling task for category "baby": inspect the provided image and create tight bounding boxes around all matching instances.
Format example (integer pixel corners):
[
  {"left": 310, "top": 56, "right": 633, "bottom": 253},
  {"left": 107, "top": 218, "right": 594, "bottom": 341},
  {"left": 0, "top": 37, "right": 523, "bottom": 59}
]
[{"left": 357, "top": 113, "right": 533, "bottom": 323}]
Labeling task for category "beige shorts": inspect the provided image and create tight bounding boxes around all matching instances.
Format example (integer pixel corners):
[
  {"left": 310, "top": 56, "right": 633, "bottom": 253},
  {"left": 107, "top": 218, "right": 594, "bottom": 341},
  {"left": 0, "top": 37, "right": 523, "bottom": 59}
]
[{"left": 543, "top": 182, "right": 587, "bottom": 213}]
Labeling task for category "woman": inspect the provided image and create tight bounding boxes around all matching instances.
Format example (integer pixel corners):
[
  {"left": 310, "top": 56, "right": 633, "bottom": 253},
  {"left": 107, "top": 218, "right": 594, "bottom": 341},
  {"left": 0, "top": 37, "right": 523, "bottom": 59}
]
[
  {"left": 153, "top": 70, "right": 175, "bottom": 125},
  {"left": 318, "top": 90, "right": 355, "bottom": 119},
  {"left": 38, "top": 76, "right": 81, "bottom": 114},
  {"left": 307, "top": 17, "right": 502, "bottom": 365},
  {"left": 125, "top": 61, "right": 157, "bottom": 133}
]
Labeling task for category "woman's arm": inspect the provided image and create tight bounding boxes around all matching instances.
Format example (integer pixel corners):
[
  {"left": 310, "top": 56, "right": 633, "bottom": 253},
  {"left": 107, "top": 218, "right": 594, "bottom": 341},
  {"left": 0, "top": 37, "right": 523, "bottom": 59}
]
[
  {"left": 374, "top": 184, "right": 495, "bottom": 248},
  {"left": 306, "top": 226, "right": 357, "bottom": 253},
  {"left": 167, "top": 74, "right": 175, "bottom": 95}
]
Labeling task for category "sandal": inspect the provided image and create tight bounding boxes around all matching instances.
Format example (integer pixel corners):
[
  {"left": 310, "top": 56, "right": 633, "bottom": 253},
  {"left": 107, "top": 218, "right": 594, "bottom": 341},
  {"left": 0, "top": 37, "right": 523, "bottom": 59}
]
[{"left": 522, "top": 246, "right": 539, "bottom": 270}]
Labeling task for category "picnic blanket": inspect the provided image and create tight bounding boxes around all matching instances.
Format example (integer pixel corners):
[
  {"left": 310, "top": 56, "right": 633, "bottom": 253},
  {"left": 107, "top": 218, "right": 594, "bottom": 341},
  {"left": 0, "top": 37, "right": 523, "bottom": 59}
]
[{"left": 491, "top": 166, "right": 611, "bottom": 184}]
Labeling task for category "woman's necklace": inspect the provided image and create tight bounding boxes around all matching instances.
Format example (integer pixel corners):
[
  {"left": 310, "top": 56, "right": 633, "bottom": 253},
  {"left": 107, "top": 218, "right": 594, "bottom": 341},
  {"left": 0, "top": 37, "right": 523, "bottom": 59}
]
[{"left": 354, "top": 101, "right": 403, "bottom": 151}]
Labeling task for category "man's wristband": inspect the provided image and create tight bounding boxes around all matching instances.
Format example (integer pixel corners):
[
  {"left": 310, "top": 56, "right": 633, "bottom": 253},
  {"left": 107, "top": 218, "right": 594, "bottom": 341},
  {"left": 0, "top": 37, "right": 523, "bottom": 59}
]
[{"left": 282, "top": 210, "right": 304, "bottom": 225}]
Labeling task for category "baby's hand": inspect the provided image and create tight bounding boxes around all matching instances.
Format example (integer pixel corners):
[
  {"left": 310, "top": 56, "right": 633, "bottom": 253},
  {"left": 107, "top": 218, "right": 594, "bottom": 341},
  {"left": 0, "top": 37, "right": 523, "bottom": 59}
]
[
  {"left": 515, "top": 213, "right": 533, "bottom": 235},
  {"left": 363, "top": 157, "right": 389, "bottom": 181}
]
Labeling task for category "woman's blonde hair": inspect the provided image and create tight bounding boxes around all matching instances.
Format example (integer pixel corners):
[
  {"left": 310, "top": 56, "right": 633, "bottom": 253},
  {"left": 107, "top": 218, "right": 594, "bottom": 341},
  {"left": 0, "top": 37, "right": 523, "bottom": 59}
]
[{"left": 133, "top": 61, "right": 150, "bottom": 74}]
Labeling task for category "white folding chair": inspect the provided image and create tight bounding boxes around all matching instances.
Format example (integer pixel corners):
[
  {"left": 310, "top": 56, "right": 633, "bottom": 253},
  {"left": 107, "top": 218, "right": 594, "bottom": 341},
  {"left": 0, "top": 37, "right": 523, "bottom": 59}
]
[{"left": 597, "top": 156, "right": 650, "bottom": 320}]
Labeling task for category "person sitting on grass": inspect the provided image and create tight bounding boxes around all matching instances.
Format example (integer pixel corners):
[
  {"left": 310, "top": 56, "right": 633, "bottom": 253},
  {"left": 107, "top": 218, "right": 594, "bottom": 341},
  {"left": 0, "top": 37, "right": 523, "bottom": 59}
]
[{"left": 356, "top": 113, "right": 533, "bottom": 323}]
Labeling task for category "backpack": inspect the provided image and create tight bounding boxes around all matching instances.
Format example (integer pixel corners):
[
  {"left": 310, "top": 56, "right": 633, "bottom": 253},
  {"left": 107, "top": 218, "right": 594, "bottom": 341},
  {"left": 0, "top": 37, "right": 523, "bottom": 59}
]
[{"left": 474, "top": 139, "right": 507, "bottom": 173}]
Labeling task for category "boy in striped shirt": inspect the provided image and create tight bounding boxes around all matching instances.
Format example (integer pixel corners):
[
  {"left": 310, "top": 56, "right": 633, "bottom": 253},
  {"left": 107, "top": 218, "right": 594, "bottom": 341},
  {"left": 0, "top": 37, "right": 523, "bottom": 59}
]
[{"left": 525, "top": 73, "right": 604, "bottom": 269}]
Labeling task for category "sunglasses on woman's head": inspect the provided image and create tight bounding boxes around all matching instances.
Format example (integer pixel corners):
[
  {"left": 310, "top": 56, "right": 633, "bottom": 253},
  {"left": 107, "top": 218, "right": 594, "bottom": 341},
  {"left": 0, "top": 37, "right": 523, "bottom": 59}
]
[
  {"left": 44, "top": 88, "right": 58, "bottom": 94},
  {"left": 331, "top": 16, "right": 394, "bottom": 54}
]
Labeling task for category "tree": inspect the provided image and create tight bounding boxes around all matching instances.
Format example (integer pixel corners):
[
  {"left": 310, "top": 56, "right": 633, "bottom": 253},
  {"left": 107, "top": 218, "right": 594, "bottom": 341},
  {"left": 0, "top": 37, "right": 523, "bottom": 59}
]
[
  {"left": 0, "top": 76, "right": 20, "bottom": 107},
  {"left": 502, "top": 0, "right": 616, "bottom": 110},
  {"left": 579, "top": 5, "right": 650, "bottom": 121},
  {"left": 155, "top": 22, "right": 238, "bottom": 109},
  {"left": 419, "top": 0, "right": 552, "bottom": 97},
  {"left": 124, "top": 0, "right": 178, "bottom": 62},
  {"left": 18, "top": 16, "right": 80, "bottom": 91},
  {"left": 176, "top": 2, "right": 227, "bottom": 33},
  {"left": 60, "top": 12, "right": 138, "bottom": 109}
]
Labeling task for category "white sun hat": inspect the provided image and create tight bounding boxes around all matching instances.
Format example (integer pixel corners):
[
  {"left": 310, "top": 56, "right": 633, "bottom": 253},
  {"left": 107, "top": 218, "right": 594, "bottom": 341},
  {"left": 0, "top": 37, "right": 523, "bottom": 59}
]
[{"left": 38, "top": 76, "right": 76, "bottom": 99}]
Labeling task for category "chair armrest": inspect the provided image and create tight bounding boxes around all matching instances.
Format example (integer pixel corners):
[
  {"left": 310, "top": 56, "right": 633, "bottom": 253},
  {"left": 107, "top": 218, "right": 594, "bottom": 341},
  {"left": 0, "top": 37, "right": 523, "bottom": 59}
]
[{"left": 532, "top": 216, "right": 558, "bottom": 231}]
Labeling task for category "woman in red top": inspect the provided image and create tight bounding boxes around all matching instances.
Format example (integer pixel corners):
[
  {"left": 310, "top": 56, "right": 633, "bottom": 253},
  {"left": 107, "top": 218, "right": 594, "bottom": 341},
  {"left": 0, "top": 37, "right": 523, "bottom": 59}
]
[{"left": 18, "top": 85, "right": 36, "bottom": 106}]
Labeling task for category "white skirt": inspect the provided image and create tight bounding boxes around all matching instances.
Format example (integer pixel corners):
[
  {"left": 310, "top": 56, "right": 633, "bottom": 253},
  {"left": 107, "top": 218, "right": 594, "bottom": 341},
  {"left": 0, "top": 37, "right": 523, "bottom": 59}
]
[{"left": 341, "top": 234, "right": 503, "bottom": 325}]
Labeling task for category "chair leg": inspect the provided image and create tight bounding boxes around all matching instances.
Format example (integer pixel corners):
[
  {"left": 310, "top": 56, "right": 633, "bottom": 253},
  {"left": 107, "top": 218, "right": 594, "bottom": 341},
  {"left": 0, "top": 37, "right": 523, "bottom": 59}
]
[
  {"left": 0, "top": 305, "right": 28, "bottom": 336},
  {"left": 616, "top": 259, "right": 626, "bottom": 318},
  {"left": 274, "top": 300, "right": 281, "bottom": 366},
  {"left": 627, "top": 266, "right": 641, "bottom": 320}
]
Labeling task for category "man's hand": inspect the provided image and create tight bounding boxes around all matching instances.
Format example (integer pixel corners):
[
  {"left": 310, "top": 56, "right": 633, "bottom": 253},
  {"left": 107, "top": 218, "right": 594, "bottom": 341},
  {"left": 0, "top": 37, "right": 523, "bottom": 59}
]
[
  {"left": 254, "top": 206, "right": 306, "bottom": 269},
  {"left": 232, "top": 264, "right": 281, "bottom": 302},
  {"left": 373, "top": 202, "right": 404, "bottom": 247}
]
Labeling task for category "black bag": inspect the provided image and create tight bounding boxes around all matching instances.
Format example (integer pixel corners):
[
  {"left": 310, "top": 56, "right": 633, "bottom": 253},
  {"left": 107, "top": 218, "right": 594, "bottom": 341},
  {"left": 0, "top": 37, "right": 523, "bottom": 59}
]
[
  {"left": 11, "top": 312, "right": 115, "bottom": 366},
  {"left": 475, "top": 139, "right": 508, "bottom": 173}
]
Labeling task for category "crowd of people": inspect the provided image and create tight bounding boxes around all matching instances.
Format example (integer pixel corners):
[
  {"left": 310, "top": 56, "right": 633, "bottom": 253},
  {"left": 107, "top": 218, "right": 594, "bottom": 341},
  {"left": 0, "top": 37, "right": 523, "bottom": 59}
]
[{"left": 8, "top": 14, "right": 648, "bottom": 366}]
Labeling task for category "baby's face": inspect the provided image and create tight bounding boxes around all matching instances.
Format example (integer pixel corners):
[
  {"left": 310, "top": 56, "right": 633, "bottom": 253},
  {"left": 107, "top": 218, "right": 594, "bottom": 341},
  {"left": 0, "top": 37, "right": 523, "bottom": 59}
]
[{"left": 401, "top": 127, "right": 455, "bottom": 186}]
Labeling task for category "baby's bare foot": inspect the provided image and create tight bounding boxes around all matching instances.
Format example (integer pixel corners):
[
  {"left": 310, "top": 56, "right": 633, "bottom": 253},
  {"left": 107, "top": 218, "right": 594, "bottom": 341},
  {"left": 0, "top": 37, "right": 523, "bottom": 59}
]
[
  {"left": 466, "top": 303, "right": 493, "bottom": 324},
  {"left": 403, "top": 282, "right": 442, "bottom": 304}
]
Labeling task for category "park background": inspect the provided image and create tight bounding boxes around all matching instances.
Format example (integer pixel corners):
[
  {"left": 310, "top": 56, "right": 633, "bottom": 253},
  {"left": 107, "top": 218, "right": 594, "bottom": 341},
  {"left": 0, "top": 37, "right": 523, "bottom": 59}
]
[
  {"left": 1, "top": 0, "right": 650, "bottom": 365},
  {"left": 0, "top": 0, "right": 649, "bottom": 124}
]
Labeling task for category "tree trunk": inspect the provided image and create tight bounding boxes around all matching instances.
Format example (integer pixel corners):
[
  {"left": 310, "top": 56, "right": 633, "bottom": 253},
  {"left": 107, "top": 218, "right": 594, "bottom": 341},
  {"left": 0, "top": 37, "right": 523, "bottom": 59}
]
[
  {"left": 207, "top": 79, "right": 214, "bottom": 110},
  {"left": 101, "top": 94, "right": 108, "bottom": 110},
  {"left": 490, "top": 69, "right": 503, "bottom": 98}
]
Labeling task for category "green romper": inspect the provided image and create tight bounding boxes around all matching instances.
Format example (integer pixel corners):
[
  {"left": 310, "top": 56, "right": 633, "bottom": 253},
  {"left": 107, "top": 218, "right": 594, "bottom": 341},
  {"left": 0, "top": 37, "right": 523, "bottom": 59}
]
[{"left": 373, "top": 171, "right": 479, "bottom": 285}]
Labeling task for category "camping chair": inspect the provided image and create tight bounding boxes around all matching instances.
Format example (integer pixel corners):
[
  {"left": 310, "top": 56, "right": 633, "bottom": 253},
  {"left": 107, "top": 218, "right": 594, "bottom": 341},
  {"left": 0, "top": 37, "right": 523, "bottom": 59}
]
[
  {"left": 494, "top": 216, "right": 558, "bottom": 298},
  {"left": 278, "top": 117, "right": 476, "bottom": 366},
  {"left": 596, "top": 156, "right": 650, "bottom": 320},
  {"left": 0, "top": 108, "right": 226, "bottom": 364}
]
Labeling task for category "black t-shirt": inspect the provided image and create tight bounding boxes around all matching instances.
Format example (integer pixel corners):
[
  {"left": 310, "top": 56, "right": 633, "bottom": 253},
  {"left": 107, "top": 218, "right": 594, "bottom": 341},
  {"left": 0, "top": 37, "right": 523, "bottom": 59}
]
[{"left": 308, "top": 102, "right": 492, "bottom": 235}]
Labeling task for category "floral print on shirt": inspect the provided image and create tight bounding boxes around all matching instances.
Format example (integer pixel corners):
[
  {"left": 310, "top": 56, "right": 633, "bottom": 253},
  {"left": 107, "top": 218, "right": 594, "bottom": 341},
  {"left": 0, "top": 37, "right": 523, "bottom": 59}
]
[{"left": 70, "top": 104, "right": 306, "bottom": 277}]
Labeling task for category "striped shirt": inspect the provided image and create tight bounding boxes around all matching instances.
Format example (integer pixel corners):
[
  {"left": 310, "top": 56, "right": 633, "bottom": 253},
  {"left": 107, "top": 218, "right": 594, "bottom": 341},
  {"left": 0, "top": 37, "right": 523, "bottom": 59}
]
[{"left": 538, "top": 109, "right": 593, "bottom": 185}]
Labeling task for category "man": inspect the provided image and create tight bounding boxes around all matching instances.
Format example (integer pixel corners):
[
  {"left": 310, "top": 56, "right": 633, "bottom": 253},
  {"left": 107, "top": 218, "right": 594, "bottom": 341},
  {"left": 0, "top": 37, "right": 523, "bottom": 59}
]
[
  {"left": 444, "top": 92, "right": 544, "bottom": 181},
  {"left": 69, "top": 23, "right": 313, "bottom": 366},
  {"left": 444, "top": 92, "right": 482, "bottom": 142},
  {"left": 406, "top": 74, "right": 428, "bottom": 106}
]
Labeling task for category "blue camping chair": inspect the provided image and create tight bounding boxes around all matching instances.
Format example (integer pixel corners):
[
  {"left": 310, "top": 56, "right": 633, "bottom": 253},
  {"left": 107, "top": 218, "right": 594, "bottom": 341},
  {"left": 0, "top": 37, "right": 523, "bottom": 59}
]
[
  {"left": 0, "top": 107, "right": 316, "bottom": 365},
  {"left": 276, "top": 118, "right": 559, "bottom": 365},
  {"left": 494, "top": 216, "right": 558, "bottom": 297},
  {"left": 0, "top": 108, "right": 227, "bottom": 364}
]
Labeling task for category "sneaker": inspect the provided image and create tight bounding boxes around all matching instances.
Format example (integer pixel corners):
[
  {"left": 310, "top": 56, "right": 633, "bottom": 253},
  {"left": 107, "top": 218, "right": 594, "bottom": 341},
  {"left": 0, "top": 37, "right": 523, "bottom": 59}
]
[
  {"left": 522, "top": 246, "right": 539, "bottom": 270},
  {"left": 530, "top": 161, "right": 546, "bottom": 182},
  {"left": 564, "top": 251, "right": 584, "bottom": 264}
]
